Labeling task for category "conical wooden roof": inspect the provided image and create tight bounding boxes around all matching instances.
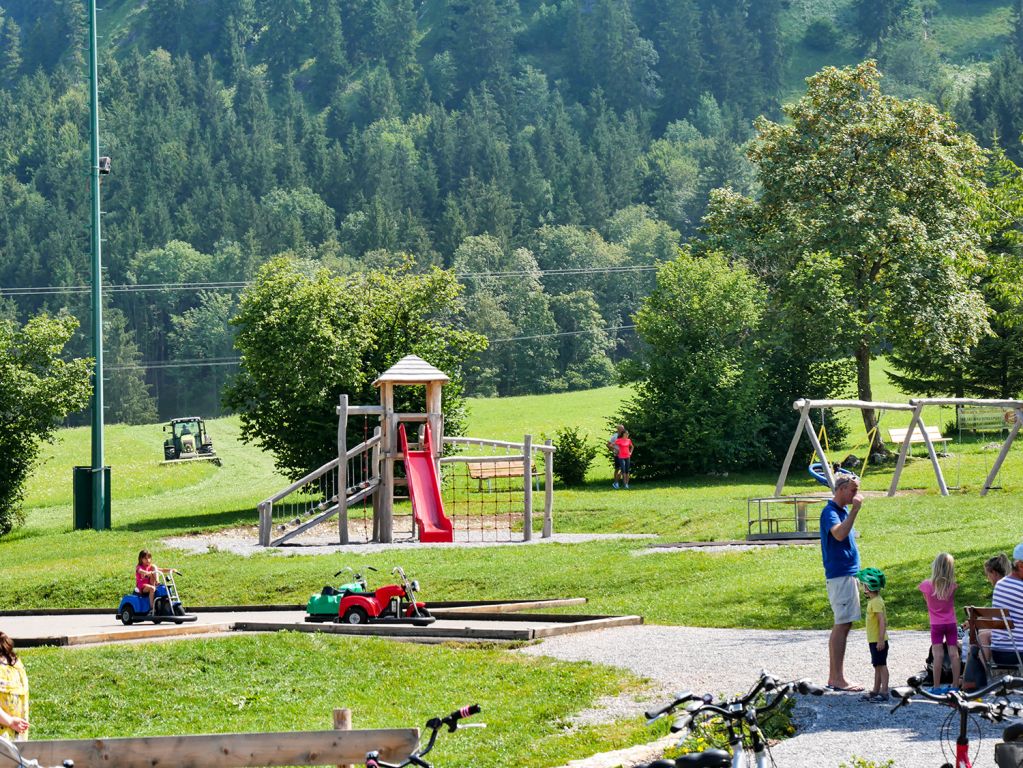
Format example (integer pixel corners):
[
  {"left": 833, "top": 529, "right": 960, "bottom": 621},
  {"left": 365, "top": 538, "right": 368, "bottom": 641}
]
[{"left": 373, "top": 355, "right": 450, "bottom": 386}]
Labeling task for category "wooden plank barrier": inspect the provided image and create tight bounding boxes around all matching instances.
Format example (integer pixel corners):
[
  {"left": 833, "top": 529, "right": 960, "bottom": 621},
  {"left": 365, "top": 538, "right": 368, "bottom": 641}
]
[{"left": 19, "top": 727, "right": 420, "bottom": 768}]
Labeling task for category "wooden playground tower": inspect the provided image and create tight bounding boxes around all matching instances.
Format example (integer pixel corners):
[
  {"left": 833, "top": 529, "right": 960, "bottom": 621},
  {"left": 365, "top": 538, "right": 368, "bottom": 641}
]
[
  {"left": 258, "top": 355, "right": 555, "bottom": 546},
  {"left": 339, "top": 354, "right": 448, "bottom": 544}
]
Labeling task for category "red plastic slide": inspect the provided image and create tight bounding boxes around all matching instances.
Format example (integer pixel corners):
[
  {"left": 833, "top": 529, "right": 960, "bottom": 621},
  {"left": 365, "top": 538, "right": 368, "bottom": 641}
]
[{"left": 398, "top": 423, "right": 453, "bottom": 543}]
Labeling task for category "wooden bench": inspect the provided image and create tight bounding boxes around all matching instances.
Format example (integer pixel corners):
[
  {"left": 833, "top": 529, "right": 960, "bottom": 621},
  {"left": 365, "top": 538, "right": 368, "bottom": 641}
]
[
  {"left": 888, "top": 425, "right": 951, "bottom": 453},
  {"left": 966, "top": 605, "right": 1023, "bottom": 679},
  {"left": 465, "top": 460, "right": 537, "bottom": 491}
]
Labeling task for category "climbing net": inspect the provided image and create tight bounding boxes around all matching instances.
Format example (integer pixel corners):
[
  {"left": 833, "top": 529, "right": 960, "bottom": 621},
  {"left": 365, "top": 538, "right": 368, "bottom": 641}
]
[
  {"left": 439, "top": 437, "right": 542, "bottom": 542},
  {"left": 340, "top": 417, "right": 378, "bottom": 543}
]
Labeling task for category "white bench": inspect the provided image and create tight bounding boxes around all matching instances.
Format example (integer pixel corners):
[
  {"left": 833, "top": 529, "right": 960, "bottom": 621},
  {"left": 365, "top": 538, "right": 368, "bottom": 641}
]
[
  {"left": 465, "top": 460, "right": 536, "bottom": 491},
  {"left": 888, "top": 425, "right": 951, "bottom": 453}
]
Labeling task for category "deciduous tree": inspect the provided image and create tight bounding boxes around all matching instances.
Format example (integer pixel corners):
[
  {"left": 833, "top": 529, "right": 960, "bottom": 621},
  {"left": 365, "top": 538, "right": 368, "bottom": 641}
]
[{"left": 0, "top": 313, "right": 91, "bottom": 536}]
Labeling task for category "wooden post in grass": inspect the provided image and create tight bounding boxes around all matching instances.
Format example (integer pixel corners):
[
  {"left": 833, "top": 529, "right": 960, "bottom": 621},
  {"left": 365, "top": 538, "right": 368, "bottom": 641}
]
[
  {"left": 523, "top": 433, "right": 533, "bottom": 541},
  {"left": 543, "top": 438, "right": 553, "bottom": 538},
  {"left": 334, "top": 708, "right": 353, "bottom": 768}
]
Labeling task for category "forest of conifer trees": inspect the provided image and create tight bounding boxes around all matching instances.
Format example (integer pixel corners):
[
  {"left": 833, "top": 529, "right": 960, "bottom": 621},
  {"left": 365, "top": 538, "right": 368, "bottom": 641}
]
[{"left": 1, "top": 0, "right": 1022, "bottom": 423}]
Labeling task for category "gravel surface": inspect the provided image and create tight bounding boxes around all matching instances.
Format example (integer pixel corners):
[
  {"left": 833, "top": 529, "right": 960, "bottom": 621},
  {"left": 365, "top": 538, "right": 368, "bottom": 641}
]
[
  {"left": 521, "top": 625, "right": 1018, "bottom": 768},
  {"left": 165, "top": 531, "right": 657, "bottom": 556}
]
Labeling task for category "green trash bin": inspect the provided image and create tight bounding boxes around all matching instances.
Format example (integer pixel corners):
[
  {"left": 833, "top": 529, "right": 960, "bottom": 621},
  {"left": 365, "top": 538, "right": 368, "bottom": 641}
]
[{"left": 73, "top": 466, "right": 111, "bottom": 530}]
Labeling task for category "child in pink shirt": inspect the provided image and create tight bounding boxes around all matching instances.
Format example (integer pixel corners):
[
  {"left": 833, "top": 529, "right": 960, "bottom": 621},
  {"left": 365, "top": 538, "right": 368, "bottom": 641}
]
[
  {"left": 612, "top": 431, "right": 633, "bottom": 490},
  {"left": 919, "top": 552, "right": 960, "bottom": 692}
]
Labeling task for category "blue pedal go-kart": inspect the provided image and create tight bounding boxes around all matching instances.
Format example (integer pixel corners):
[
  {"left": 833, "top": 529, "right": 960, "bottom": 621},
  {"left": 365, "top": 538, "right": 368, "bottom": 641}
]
[{"left": 116, "top": 569, "right": 198, "bottom": 625}]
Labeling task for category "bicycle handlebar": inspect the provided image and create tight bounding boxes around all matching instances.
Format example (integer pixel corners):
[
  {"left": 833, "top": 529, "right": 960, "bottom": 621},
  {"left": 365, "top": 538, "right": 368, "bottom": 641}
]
[
  {"left": 645, "top": 672, "right": 825, "bottom": 736},
  {"left": 366, "top": 705, "right": 482, "bottom": 768},
  {"left": 644, "top": 692, "right": 694, "bottom": 723},
  {"left": 890, "top": 674, "right": 1023, "bottom": 714}
]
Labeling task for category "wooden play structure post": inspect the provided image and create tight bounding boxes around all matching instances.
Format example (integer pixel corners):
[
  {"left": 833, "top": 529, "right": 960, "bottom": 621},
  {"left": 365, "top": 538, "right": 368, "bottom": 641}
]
[
  {"left": 373, "top": 357, "right": 450, "bottom": 544},
  {"left": 337, "top": 395, "right": 349, "bottom": 544}
]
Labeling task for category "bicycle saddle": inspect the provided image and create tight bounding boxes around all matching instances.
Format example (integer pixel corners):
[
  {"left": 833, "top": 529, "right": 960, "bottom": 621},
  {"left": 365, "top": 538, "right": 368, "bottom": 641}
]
[{"left": 674, "top": 749, "right": 731, "bottom": 767}]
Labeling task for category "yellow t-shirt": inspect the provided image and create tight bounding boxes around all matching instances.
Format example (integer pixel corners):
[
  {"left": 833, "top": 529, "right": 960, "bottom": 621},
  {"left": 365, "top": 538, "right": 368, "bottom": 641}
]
[
  {"left": 0, "top": 659, "right": 28, "bottom": 741},
  {"left": 866, "top": 595, "right": 888, "bottom": 644}
]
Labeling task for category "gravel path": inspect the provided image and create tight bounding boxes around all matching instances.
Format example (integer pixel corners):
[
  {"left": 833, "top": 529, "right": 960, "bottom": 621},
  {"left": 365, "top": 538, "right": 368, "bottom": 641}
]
[
  {"left": 521, "top": 625, "right": 1016, "bottom": 768},
  {"left": 165, "top": 531, "right": 657, "bottom": 556}
]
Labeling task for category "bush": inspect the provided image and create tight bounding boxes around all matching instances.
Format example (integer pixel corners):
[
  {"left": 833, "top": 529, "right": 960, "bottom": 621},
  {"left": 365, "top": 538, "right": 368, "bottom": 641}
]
[
  {"left": 552, "top": 426, "right": 599, "bottom": 485},
  {"left": 617, "top": 251, "right": 768, "bottom": 479}
]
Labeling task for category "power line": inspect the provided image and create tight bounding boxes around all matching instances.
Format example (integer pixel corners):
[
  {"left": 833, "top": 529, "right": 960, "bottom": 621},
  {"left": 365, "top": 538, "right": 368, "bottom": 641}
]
[
  {"left": 490, "top": 324, "right": 636, "bottom": 343},
  {"left": 0, "top": 265, "right": 658, "bottom": 297},
  {"left": 101, "top": 325, "right": 638, "bottom": 371}
]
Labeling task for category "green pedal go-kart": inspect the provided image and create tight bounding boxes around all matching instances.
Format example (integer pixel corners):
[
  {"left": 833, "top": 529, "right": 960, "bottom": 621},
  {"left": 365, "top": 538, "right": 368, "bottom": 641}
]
[{"left": 305, "top": 566, "right": 374, "bottom": 621}]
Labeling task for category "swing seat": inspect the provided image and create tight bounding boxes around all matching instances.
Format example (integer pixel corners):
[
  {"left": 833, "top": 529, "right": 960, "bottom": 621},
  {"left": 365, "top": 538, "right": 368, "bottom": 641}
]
[{"left": 808, "top": 462, "right": 855, "bottom": 486}]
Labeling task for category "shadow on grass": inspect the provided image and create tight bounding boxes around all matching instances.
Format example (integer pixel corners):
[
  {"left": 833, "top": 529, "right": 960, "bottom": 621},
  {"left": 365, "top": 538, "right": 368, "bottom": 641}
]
[{"left": 117, "top": 505, "right": 256, "bottom": 534}]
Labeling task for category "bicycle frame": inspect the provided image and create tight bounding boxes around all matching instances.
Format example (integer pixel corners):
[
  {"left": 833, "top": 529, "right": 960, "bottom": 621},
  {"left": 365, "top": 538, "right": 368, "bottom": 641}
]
[
  {"left": 890, "top": 674, "right": 1023, "bottom": 768},
  {"left": 643, "top": 672, "right": 825, "bottom": 768}
]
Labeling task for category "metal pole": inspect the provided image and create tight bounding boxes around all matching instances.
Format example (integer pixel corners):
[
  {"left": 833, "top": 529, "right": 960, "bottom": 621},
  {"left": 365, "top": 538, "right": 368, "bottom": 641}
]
[{"left": 88, "top": 0, "right": 107, "bottom": 530}]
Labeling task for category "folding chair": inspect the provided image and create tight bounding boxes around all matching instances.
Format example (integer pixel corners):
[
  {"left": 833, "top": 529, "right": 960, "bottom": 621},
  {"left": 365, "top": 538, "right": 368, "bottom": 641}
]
[{"left": 966, "top": 605, "right": 1023, "bottom": 679}]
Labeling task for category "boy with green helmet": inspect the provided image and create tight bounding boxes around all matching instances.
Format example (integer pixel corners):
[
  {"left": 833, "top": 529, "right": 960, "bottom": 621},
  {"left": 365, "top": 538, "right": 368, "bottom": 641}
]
[{"left": 857, "top": 566, "right": 889, "bottom": 701}]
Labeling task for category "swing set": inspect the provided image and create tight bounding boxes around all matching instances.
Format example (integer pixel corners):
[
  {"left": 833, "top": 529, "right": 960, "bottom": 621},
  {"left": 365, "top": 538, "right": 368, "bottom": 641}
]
[
  {"left": 887, "top": 398, "right": 1023, "bottom": 496},
  {"left": 775, "top": 398, "right": 914, "bottom": 495},
  {"left": 773, "top": 397, "right": 1023, "bottom": 497}
]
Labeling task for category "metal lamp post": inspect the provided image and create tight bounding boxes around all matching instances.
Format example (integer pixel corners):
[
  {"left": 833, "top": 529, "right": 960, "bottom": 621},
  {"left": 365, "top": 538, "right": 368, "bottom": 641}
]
[{"left": 88, "top": 0, "right": 108, "bottom": 529}]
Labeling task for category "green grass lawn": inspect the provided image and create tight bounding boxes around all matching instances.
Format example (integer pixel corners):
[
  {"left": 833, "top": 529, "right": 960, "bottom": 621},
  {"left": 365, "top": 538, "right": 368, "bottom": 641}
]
[
  {"left": 5, "top": 360, "right": 1022, "bottom": 629},
  {"left": 779, "top": 0, "right": 1014, "bottom": 103},
  {"left": 20, "top": 634, "right": 650, "bottom": 768}
]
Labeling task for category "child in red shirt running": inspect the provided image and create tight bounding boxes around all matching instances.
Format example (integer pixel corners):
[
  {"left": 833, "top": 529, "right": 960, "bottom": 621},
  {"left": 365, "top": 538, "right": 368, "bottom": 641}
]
[{"left": 613, "top": 430, "right": 633, "bottom": 489}]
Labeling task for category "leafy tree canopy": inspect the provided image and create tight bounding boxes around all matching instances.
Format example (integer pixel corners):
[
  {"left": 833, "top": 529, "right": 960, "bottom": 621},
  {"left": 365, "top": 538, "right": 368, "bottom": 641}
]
[
  {"left": 224, "top": 256, "right": 486, "bottom": 478},
  {"left": 0, "top": 312, "right": 91, "bottom": 536},
  {"left": 703, "top": 61, "right": 991, "bottom": 443}
]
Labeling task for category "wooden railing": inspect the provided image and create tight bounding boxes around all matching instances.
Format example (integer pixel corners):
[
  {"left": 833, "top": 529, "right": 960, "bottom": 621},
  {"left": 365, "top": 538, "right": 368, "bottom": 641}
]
[{"left": 258, "top": 431, "right": 382, "bottom": 546}]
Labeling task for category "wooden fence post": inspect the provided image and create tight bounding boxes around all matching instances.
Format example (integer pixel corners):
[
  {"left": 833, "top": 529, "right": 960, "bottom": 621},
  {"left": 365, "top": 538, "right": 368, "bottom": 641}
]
[
  {"left": 543, "top": 438, "right": 553, "bottom": 538},
  {"left": 334, "top": 708, "right": 354, "bottom": 768},
  {"left": 522, "top": 434, "right": 533, "bottom": 541}
]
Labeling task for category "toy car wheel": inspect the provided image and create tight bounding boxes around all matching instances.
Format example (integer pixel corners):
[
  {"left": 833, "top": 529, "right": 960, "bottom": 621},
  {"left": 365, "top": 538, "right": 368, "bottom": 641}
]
[
  {"left": 120, "top": 606, "right": 134, "bottom": 626},
  {"left": 173, "top": 604, "right": 186, "bottom": 616},
  {"left": 342, "top": 607, "right": 369, "bottom": 625}
]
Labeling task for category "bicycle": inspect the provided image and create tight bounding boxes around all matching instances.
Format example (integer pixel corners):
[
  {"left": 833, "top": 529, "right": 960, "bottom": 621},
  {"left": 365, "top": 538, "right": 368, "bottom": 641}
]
[
  {"left": 364, "top": 705, "right": 484, "bottom": 768},
  {"left": 890, "top": 672, "right": 1023, "bottom": 768},
  {"left": 0, "top": 738, "right": 72, "bottom": 768},
  {"left": 637, "top": 671, "right": 826, "bottom": 768}
]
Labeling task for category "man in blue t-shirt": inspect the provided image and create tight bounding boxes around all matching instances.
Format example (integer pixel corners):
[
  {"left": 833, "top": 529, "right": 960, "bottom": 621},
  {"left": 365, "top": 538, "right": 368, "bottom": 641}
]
[{"left": 821, "top": 474, "right": 863, "bottom": 691}]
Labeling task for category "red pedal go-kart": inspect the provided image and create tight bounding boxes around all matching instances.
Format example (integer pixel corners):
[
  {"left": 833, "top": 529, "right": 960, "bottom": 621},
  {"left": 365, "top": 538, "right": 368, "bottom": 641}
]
[{"left": 338, "top": 566, "right": 435, "bottom": 626}]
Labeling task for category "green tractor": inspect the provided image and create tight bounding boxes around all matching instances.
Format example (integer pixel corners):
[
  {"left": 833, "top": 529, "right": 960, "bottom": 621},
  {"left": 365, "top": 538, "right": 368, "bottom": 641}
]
[{"left": 162, "top": 417, "right": 221, "bottom": 466}]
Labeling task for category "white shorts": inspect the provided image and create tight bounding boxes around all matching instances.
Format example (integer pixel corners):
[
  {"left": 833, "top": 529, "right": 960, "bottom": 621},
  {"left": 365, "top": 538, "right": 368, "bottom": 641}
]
[{"left": 827, "top": 575, "right": 862, "bottom": 625}]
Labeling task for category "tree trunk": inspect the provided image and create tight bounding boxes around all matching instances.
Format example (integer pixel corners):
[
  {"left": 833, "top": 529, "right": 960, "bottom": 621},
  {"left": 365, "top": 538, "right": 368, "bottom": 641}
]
[{"left": 855, "top": 343, "right": 886, "bottom": 455}]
